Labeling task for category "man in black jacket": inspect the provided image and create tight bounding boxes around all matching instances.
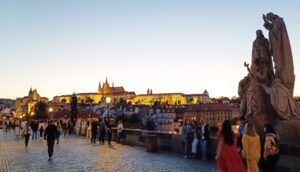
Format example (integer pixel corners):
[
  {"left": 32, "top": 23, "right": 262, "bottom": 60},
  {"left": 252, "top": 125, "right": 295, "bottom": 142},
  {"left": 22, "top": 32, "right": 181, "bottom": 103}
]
[
  {"left": 44, "top": 120, "right": 59, "bottom": 161},
  {"left": 31, "top": 120, "right": 39, "bottom": 140},
  {"left": 91, "top": 119, "right": 98, "bottom": 144}
]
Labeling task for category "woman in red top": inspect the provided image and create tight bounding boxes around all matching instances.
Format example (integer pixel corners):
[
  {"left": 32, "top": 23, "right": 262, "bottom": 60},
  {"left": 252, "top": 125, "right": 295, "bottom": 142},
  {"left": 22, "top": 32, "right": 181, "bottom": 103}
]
[{"left": 215, "top": 120, "right": 246, "bottom": 172}]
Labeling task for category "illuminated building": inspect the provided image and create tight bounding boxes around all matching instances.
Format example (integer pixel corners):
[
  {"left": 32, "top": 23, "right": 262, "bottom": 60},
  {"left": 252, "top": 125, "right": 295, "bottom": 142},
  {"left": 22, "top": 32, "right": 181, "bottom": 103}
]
[{"left": 15, "top": 88, "right": 49, "bottom": 117}]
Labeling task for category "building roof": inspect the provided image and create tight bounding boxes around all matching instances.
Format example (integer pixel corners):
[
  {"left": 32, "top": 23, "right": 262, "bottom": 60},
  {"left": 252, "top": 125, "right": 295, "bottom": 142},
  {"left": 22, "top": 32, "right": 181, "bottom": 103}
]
[
  {"left": 185, "top": 103, "right": 238, "bottom": 112},
  {"left": 108, "top": 87, "right": 125, "bottom": 93},
  {"left": 138, "top": 93, "right": 185, "bottom": 96}
]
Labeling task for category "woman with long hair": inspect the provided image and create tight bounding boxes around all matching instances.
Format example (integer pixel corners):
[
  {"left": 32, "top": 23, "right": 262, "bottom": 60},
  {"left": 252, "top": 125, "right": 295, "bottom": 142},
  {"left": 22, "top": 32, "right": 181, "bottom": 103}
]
[
  {"left": 263, "top": 123, "right": 280, "bottom": 172},
  {"left": 242, "top": 123, "right": 261, "bottom": 172},
  {"left": 215, "top": 120, "right": 246, "bottom": 172}
]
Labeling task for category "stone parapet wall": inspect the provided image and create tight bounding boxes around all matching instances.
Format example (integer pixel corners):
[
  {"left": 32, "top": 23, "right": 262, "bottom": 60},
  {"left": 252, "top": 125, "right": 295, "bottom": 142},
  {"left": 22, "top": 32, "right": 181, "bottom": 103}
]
[{"left": 112, "top": 128, "right": 218, "bottom": 158}]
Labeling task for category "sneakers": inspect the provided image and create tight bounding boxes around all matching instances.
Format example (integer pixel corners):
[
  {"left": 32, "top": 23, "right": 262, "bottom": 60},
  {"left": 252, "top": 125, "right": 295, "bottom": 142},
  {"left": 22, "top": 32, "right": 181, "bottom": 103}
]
[
  {"left": 184, "top": 155, "right": 188, "bottom": 159},
  {"left": 48, "top": 157, "right": 52, "bottom": 161}
]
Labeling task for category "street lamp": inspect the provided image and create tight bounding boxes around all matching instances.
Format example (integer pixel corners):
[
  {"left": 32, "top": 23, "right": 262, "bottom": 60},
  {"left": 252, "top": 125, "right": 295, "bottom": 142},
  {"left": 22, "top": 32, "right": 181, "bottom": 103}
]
[
  {"left": 30, "top": 112, "right": 35, "bottom": 116},
  {"left": 106, "top": 97, "right": 111, "bottom": 119},
  {"left": 49, "top": 107, "right": 53, "bottom": 112}
]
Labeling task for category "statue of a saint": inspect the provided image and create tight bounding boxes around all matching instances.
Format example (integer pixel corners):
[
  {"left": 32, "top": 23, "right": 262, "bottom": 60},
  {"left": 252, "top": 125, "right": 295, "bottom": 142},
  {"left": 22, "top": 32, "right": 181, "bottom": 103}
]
[
  {"left": 261, "top": 78, "right": 300, "bottom": 120},
  {"left": 251, "top": 30, "right": 274, "bottom": 85},
  {"left": 238, "top": 75, "right": 251, "bottom": 116},
  {"left": 263, "top": 12, "right": 295, "bottom": 95}
]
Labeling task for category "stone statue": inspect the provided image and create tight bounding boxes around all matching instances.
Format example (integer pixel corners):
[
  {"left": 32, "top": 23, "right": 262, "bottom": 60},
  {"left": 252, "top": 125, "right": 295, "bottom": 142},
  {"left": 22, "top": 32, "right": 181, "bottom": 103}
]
[
  {"left": 237, "top": 13, "right": 300, "bottom": 144},
  {"left": 263, "top": 12, "right": 295, "bottom": 95},
  {"left": 244, "top": 59, "right": 269, "bottom": 117},
  {"left": 251, "top": 30, "right": 274, "bottom": 85},
  {"left": 261, "top": 78, "right": 300, "bottom": 120},
  {"left": 238, "top": 75, "right": 251, "bottom": 116}
]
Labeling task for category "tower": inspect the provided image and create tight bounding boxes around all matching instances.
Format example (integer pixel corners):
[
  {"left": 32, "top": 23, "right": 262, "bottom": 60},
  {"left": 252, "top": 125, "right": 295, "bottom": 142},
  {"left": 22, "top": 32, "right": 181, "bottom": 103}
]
[
  {"left": 103, "top": 77, "right": 110, "bottom": 94},
  {"left": 98, "top": 81, "right": 102, "bottom": 94}
]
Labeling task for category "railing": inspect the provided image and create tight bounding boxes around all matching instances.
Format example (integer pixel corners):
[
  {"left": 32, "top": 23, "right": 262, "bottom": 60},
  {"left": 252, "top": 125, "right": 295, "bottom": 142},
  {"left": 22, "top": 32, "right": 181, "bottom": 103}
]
[{"left": 111, "top": 128, "right": 218, "bottom": 158}]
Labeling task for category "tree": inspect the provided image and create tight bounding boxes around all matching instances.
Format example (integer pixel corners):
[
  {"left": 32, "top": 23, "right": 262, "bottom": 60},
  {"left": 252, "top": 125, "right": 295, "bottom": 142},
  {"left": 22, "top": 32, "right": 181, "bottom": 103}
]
[
  {"left": 70, "top": 94, "right": 78, "bottom": 126},
  {"left": 294, "top": 96, "right": 300, "bottom": 102},
  {"left": 34, "top": 101, "right": 48, "bottom": 119},
  {"left": 86, "top": 97, "right": 94, "bottom": 104}
]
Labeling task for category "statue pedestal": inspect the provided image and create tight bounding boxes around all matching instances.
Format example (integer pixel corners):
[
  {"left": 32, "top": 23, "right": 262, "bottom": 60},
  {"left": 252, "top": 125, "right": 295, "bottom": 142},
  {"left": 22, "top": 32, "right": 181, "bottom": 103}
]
[{"left": 250, "top": 113, "right": 300, "bottom": 145}]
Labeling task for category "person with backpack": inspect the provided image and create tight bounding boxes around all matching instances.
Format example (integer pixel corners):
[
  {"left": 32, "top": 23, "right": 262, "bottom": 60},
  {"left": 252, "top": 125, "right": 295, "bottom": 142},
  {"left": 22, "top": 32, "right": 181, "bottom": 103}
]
[
  {"left": 38, "top": 121, "right": 45, "bottom": 138},
  {"left": 22, "top": 123, "right": 31, "bottom": 147},
  {"left": 262, "top": 123, "right": 280, "bottom": 172}
]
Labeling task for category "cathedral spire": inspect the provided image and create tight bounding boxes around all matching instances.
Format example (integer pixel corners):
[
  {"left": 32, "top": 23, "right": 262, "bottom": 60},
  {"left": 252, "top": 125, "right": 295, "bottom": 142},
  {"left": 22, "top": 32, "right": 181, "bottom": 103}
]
[
  {"left": 105, "top": 77, "right": 108, "bottom": 84},
  {"left": 112, "top": 81, "right": 114, "bottom": 87}
]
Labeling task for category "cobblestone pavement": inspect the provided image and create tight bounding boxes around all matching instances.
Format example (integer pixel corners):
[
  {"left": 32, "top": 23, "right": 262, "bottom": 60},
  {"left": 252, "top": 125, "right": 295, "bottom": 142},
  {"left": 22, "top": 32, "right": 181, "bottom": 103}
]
[{"left": 0, "top": 130, "right": 217, "bottom": 172}]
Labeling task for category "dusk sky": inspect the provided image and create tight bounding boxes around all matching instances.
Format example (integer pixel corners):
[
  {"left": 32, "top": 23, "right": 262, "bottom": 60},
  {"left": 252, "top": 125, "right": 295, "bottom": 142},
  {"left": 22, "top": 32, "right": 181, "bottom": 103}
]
[{"left": 0, "top": 0, "right": 299, "bottom": 99}]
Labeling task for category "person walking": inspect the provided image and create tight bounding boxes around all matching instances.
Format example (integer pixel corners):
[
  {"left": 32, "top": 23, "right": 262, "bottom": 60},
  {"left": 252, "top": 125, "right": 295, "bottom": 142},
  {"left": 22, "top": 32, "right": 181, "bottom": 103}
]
[
  {"left": 106, "top": 120, "right": 112, "bottom": 146},
  {"left": 262, "top": 123, "right": 280, "bottom": 172},
  {"left": 117, "top": 121, "right": 124, "bottom": 144},
  {"left": 44, "top": 120, "right": 59, "bottom": 161},
  {"left": 55, "top": 121, "right": 62, "bottom": 144},
  {"left": 14, "top": 120, "right": 20, "bottom": 137},
  {"left": 91, "top": 120, "right": 98, "bottom": 144},
  {"left": 215, "top": 120, "right": 246, "bottom": 172},
  {"left": 242, "top": 123, "right": 261, "bottom": 172},
  {"left": 22, "top": 123, "right": 31, "bottom": 147},
  {"left": 62, "top": 121, "right": 69, "bottom": 138},
  {"left": 99, "top": 120, "right": 106, "bottom": 144},
  {"left": 86, "top": 121, "right": 91, "bottom": 139},
  {"left": 31, "top": 120, "right": 38, "bottom": 140},
  {"left": 38, "top": 121, "right": 45, "bottom": 138}
]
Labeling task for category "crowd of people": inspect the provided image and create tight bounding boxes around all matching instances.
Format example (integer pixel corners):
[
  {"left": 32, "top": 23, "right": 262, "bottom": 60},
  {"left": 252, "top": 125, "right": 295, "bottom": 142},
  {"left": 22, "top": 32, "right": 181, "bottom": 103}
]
[
  {"left": 1, "top": 118, "right": 124, "bottom": 161},
  {"left": 2, "top": 117, "right": 281, "bottom": 171},
  {"left": 181, "top": 117, "right": 280, "bottom": 172},
  {"left": 181, "top": 118, "right": 210, "bottom": 160}
]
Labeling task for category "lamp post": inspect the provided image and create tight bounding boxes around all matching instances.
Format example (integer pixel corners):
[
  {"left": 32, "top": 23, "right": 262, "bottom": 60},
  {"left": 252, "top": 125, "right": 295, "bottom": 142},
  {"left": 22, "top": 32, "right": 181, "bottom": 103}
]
[
  {"left": 106, "top": 97, "right": 111, "bottom": 120},
  {"left": 48, "top": 107, "right": 53, "bottom": 118}
]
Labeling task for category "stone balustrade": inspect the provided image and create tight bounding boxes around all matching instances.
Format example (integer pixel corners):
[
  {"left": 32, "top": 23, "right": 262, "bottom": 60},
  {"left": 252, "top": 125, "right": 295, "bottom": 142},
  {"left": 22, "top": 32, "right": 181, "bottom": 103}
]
[{"left": 111, "top": 128, "right": 218, "bottom": 158}]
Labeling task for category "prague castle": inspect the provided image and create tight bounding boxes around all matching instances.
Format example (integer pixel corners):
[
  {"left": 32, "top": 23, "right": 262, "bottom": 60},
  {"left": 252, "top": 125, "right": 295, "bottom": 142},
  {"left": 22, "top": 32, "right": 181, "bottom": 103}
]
[
  {"left": 53, "top": 78, "right": 210, "bottom": 105},
  {"left": 53, "top": 77, "right": 136, "bottom": 104}
]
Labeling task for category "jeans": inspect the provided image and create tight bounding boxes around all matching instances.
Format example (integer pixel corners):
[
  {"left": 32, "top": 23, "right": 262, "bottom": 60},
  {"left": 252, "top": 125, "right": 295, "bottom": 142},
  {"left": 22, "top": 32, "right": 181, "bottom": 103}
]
[
  {"left": 192, "top": 138, "right": 199, "bottom": 154},
  {"left": 47, "top": 139, "right": 55, "bottom": 158},
  {"left": 99, "top": 129, "right": 106, "bottom": 144},
  {"left": 201, "top": 139, "right": 208, "bottom": 160},
  {"left": 32, "top": 130, "right": 38, "bottom": 140},
  {"left": 107, "top": 132, "right": 112, "bottom": 145},
  {"left": 117, "top": 131, "right": 122, "bottom": 143},
  {"left": 184, "top": 137, "right": 191, "bottom": 156},
  {"left": 39, "top": 130, "right": 43, "bottom": 137},
  {"left": 91, "top": 132, "right": 97, "bottom": 144}
]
